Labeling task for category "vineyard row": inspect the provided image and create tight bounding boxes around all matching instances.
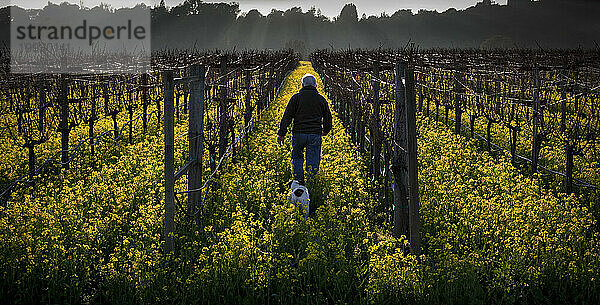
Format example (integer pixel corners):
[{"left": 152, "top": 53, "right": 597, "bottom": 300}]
[{"left": 0, "top": 50, "right": 298, "bottom": 202}]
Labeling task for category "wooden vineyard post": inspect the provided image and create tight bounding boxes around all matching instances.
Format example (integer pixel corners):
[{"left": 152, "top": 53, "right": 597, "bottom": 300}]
[
  {"left": 510, "top": 119, "right": 519, "bottom": 166},
  {"left": 230, "top": 70, "right": 237, "bottom": 164},
  {"left": 141, "top": 73, "right": 149, "bottom": 132},
  {"left": 417, "top": 73, "right": 423, "bottom": 112},
  {"left": 29, "top": 83, "right": 40, "bottom": 180},
  {"left": 183, "top": 82, "right": 188, "bottom": 118},
  {"left": 560, "top": 75, "right": 567, "bottom": 133},
  {"left": 59, "top": 74, "right": 70, "bottom": 170},
  {"left": 337, "top": 75, "right": 347, "bottom": 121},
  {"left": 531, "top": 67, "right": 540, "bottom": 174},
  {"left": 565, "top": 145, "right": 574, "bottom": 194},
  {"left": 392, "top": 62, "right": 422, "bottom": 255},
  {"left": 350, "top": 92, "right": 357, "bottom": 143},
  {"left": 163, "top": 70, "right": 175, "bottom": 253},
  {"left": 392, "top": 62, "right": 409, "bottom": 239},
  {"left": 425, "top": 70, "right": 431, "bottom": 118},
  {"left": 38, "top": 86, "right": 46, "bottom": 133},
  {"left": 244, "top": 67, "right": 252, "bottom": 127},
  {"left": 156, "top": 77, "right": 162, "bottom": 128},
  {"left": 188, "top": 65, "right": 206, "bottom": 222},
  {"left": 269, "top": 66, "right": 275, "bottom": 103},
  {"left": 89, "top": 90, "right": 97, "bottom": 168},
  {"left": 471, "top": 79, "right": 481, "bottom": 139},
  {"left": 444, "top": 74, "right": 449, "bottom": 126},
  {"left": 352, "top": 83, "right": 365, "bottom": 148},
  {"left": 175, "top": 82, "right": 180, "bottom": 120},
  {"left": 27, "top": 145, "right": 35, "bottom": 181},
  {"left": 454, "top": 70, "right": 463, "bottom": 135},
  {"left": 128, "top": 88, "right": 134, "bottom": 144},
  {"left": 102, "top": 83, "right": 117, "bottom": 140},
  {"left": 371, "top": 61, "right": 382, "bottom": 179},
  {"left": 219, "top": 55, "right": 229, "bottom": 159},
  {"left": 470, "top": 100, "right": 476, "bottom": 139},
  {"left": 360, "top": 109, "right": 366, "bottom": 153},
  {"left": 27, "top": 86, "right": 44, "bottom": 180},
  {"left": 405, "top": 63, "right": 422, "bottom": 255},
  {"left": 256, "top": 71, "right": 263, "bottom": 115}
]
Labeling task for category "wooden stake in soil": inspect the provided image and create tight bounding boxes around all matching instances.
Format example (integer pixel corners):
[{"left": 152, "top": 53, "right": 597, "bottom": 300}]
[{"left": 163, "top": 70, "right": 175, "bottom": 253}]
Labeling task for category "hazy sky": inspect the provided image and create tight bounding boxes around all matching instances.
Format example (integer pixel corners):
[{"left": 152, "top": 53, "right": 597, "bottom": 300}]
[{"left": 5, "top": 0, "right": 509, "bottom": 16}]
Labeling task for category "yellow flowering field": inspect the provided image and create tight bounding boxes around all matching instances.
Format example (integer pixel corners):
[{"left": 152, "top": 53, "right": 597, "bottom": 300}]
[{"left": 0, "top": 61, "right": 599, "bottom": 304}]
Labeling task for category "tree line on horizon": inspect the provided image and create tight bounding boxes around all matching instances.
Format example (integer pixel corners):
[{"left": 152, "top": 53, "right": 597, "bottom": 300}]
[{"left": 1, "top": 0, "right": 599, "bottom": 57}]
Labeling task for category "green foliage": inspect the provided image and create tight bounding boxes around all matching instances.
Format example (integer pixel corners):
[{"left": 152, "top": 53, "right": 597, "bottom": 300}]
[{"left": 0, "top": 61, "right": 599, "bottom": 304}]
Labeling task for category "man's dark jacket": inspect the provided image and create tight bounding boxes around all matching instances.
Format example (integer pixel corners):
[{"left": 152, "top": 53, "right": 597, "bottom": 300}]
[{"left": 277, "top": 87, "right": 332, "bottom": 137}]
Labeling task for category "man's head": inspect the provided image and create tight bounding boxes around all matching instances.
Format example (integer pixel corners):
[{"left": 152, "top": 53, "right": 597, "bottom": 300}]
[{"left": 302, "top": 74, "right": 317, "bottom": 88}]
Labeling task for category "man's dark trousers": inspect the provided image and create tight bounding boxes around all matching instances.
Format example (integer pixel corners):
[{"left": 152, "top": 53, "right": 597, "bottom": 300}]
[{"left": 291, "top": 133, "right": 322, "bottom": 183}]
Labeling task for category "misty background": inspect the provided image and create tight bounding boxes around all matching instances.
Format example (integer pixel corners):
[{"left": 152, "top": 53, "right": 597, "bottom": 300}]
[{"left": 1, "top": 0, "right": 599, "bottom": 56}]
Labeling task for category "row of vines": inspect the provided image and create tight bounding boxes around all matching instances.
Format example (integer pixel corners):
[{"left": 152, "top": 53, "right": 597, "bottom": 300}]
[
  {"left": 1, "top": 49, "right": 600, "bottom": 303},
  {"left": 309, "top": 50, "right": 600, "bottom": 304},
  {"left": 0, "top": 50, "right": 297, "bottom": 203},
  {"left": 312, "top": 49, "right": 600, "bottom": 218}
]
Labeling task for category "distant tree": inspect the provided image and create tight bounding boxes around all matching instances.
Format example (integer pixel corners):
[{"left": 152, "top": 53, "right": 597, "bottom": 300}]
[
  {"left": 417, "top": 9, "right": 438, "bottom": 15},
  {"left": 391, "top": 9, "right": 412, "bottom": 19},
  {"left": 143, "top": 0, "right": 600, "bottom": 50},
  {"left": 245, "top": 9, "right": 263, "bottom": 21},
  {"left": 152, "top": 0, "right": 168, "bottom": 21},
  {"left": 338, "top": 3, "right": 358, "bottom": 24}
]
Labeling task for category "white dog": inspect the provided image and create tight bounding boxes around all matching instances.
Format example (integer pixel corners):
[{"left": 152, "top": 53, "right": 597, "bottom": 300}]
[{"left": 287, "top": 180, "right": 310, "bottom": 218}]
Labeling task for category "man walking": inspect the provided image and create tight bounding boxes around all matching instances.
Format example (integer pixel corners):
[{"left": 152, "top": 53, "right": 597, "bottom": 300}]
[{"left": 277, "top": 73, "right": 332, "bottom": 185}]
